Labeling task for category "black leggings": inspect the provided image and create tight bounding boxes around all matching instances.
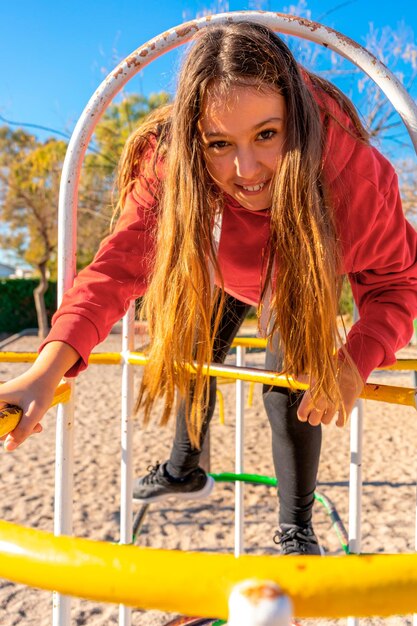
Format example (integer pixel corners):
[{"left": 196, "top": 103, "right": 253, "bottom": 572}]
[{"left": 167, "top": 294, "right": 321, "bottom": 526}]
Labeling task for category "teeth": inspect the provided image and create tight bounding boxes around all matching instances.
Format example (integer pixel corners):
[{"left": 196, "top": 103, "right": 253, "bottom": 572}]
[{"left": 242, "top": 183, "right": 264, "bottom": 192}]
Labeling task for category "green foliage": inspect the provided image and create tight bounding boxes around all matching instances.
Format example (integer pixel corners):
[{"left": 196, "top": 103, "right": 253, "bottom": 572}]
[
  {"left": 0, "top": 279, "right": 57, "bottom": 334},
  {"left": 339, "top": 278, "right": 354, "bottom": 318},
  {"left": 0, "top": 130, "right": 66, "bottom": 278},
  {"left": 77, "top": 92, "right": 171, "bottom": 268}
]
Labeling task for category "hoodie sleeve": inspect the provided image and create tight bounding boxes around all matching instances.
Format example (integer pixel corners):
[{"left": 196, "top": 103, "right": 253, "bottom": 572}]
[
  {"left": 331, "top": 143, "right": 417, "bottom": 381},
  {"left": 39, "top": 151, "right": 161, "bottom": 377}
]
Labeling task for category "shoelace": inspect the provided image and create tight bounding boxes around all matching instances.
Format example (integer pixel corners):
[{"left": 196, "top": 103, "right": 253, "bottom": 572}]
[
  {"left": 142, "top": 462, "right": 161, "bottom": 485},
  {"left": 273, "top": 526, "right": 317, "bottom": 554}
]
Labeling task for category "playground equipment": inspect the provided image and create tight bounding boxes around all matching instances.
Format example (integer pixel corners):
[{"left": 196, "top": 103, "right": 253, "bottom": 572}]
[
  {"left": 1, "top": 9, "right": 417, "bottom": 626},
  {"left": 1, "top": 517, "right": 417, "bottom": 619}
]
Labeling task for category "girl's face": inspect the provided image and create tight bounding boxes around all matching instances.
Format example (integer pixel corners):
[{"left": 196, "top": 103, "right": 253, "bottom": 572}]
[{"left": 199, "top": 84, "right": 286, "bottom": 211}]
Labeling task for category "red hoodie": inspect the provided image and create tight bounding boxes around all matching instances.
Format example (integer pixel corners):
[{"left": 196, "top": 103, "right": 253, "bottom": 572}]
[{"left": 42, "top": 84, "right": 417, "bottom": 382}]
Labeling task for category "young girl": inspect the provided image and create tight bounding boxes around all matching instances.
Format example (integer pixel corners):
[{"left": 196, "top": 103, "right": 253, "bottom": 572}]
[{"left": 1, "top": 22, "right": 417, "bottom": 555}]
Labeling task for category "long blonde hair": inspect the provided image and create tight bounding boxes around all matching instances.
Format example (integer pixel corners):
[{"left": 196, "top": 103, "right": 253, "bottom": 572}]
[{"left": 117, "top": 22, "right": 368, "bottom": 446}]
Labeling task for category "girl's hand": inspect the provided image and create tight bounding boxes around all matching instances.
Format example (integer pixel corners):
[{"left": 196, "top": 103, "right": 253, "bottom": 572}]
[
  {"left": 297, "top": 360, "right": 364, "bottom": 427},
  {"left": 0, "top": 370, "right": 56, "bottom": 451},
  {"left": 0, "top": 341, "right": 80, "bottom": 451}
]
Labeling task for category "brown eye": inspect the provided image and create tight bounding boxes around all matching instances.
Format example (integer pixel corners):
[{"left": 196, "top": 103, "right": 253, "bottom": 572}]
[
  {"left": 208, "top": 140, "right": 229, "bottom": 150},
  {"left": 258, "top": 129, "right": 276, "bottom": 140}
]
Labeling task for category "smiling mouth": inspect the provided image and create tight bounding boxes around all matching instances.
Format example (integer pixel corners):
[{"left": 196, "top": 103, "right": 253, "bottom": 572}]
[{"left": 238, "top": 182, "right": 266, "bottom": 192}]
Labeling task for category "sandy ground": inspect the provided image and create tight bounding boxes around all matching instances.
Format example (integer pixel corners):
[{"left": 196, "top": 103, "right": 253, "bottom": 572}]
[{"left": 0, "top": 330, "right": 416, "bottom": 626}]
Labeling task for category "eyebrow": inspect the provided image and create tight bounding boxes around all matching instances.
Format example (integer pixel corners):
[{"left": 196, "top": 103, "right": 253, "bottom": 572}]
[{"left": 201, "top": 117, "right": 284, "bottom": 139}]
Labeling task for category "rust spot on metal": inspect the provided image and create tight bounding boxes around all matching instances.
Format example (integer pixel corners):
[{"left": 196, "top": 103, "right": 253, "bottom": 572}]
[
  {"left": 125, "top": 55, "right": 142, "bottom": 69},
  {"left": 139, "top": 49, "right": 149, "bottom": 57},
  {"left": 333, "top": 29, "right": 362, "bottom": 50},
  {"left": 175, "top": 23, "right": 198, "bottom": 38},
  {"left": 275, "top": 13, "right": 323, "bottom": 32},
  {"left": 242, "top": 582, "right": 283, "bottom": 604}
]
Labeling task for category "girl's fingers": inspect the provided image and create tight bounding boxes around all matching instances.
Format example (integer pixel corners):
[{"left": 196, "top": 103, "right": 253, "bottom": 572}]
[
  {"left": 306, "top": 407, "right": 324, "bottom": 427},
  {"left": 3, "top": 406, "right": 47, "bottom": 451},
  {"left": 3, "top": 420, "right": 44, "bottom": 450},
  {"left": 297, "top": 391, "right": 312, "bottom": 422},
  {"left": 336, "top": 409, "right": 348, "bottom": 428},
  {"left": 298, "top": 392, "right": 333, "bottom": 426}
]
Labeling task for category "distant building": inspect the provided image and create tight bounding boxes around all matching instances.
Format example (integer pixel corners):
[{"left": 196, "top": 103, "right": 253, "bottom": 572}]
[
  {"left": 0, "top": 262, "right": 35, "bottom": 279},
  {"left": 0, "top": 263, "right": 15, "bottom": 278}
]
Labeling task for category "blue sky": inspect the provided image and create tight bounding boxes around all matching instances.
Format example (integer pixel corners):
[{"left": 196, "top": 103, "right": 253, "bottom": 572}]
[
  {"left": 1, "top": 0, "right": 416, "bottom": 139},
  {"left": 1, "top": 0, "right": 416, "bottom": 266}
]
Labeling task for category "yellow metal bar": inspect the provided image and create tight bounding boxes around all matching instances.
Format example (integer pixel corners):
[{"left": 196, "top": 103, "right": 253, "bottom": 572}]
[
  {"left": 215, "top": 389, "right": 225, "bottom": 425},
  {"left": 129, "top": 353, "right": 417, "bottom": 408},
  {"left": 188, "top": 361, "right": 417, "bottom": 409},
  {"left": 88, "top": 353, "right": 122, "bottom": 365},
  {"left": 384, "top": 359, "right": 417, "bottom": 371},
  {"left": 0, "top": 352, "right": 37, "bottom": 363},
  {"left": 0, "top": 520, "right": 416, "bottom": 618},
  {"left": 127, "top": 353, "right": 149, "bottom": 366},
  {"left": 1, "top": 351, "right": 415, "bottom": 407},
  {"left": 247, "top": 382, "right": 255, "bottom": 407},
  {"left": 2, "top": 349, "right": 417, "bottom": 371},
  {"left": 0, "top": 352, "right": 123, "bottom": 365},
  {"left": 232, "top": 337, "right": 267, "bottom": 349}
]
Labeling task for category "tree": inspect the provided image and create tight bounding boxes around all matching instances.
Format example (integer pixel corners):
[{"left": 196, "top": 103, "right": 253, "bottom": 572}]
[
  {"left": 267, "top": 0, "right": 417, "bottom": 214},
  {"left": 0, "top": 91, "right": 171, "bottom": 337},
  {"left": 0, "top": 128, "right": 66, "bottom": 337},
  {"left": 77, "top": 92, "right": 170, "bottom": 267},
  {"left": 397, "top": 158, "right": 417, "bottom": 221}
]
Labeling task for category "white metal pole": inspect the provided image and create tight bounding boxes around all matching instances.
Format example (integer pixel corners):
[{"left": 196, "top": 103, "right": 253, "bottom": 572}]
[
  {"left": 347, "top": 301, "right": 364, "bottom": 626},
  {"left": 235, "top": 346, "right": 246, "bottom": 556},
  {"left": 347, "top": 399, "right": 364, "bottom": 626},
  {"left": 52, "top": 398, "right": 75, "bottom": 626},
  {"left": 52, "top": 73, "right": 78, "bottom": 626},
  {"left": 348, "top": 399, "right": 364, "bottom": 553},
  {"left": 119, "top": 303, "right": 136, "bottom": 626}
]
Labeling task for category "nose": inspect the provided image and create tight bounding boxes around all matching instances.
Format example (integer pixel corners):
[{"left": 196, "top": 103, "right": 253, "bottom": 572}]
[{"left": 234, "top": 147, "right": 261, "bottom": 179}]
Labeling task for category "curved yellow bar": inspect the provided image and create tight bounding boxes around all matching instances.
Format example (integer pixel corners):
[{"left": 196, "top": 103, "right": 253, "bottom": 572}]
[{"left": 0, "top": 520, "right": 417, "bottom": 618}]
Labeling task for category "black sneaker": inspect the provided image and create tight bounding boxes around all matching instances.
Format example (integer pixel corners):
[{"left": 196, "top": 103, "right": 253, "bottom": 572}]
[
  {"left": 273, "top": 524, "right": 323, "bottom": 555},
  {"left": 133, "top": 461, "right": 214, "bottom": 504}
]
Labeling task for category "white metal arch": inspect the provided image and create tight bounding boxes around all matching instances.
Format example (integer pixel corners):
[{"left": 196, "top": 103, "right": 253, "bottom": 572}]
[{"left": 58, "top": 10, "right": 417, "bottom": 297}]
